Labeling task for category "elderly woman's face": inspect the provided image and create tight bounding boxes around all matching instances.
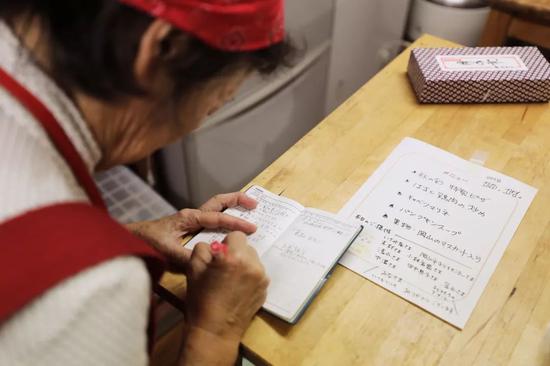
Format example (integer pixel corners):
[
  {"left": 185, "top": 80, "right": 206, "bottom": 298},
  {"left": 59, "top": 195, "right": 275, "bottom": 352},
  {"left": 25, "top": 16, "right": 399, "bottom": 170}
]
[
  {"left": 175, "top": 67, "right": 250, "bottom": 135},
  {"left": 86, "top": 20, "right": 254, "bottom": 169},
  {"left": 97, "top": 65, "right": 249, "bottom": 169}
]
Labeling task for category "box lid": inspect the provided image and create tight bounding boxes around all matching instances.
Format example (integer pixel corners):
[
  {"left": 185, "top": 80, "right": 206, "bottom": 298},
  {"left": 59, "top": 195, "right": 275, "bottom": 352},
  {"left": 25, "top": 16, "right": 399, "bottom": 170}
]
[{"left": 412, "top": 47, "right": 550, "bottom": 82}]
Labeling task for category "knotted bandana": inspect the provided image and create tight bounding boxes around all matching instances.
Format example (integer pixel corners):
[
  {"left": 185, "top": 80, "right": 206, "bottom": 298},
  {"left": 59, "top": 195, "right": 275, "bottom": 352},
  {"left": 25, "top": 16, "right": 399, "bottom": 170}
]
[{"left": 120, "top": 0, "right": 285, "bottom": 51}]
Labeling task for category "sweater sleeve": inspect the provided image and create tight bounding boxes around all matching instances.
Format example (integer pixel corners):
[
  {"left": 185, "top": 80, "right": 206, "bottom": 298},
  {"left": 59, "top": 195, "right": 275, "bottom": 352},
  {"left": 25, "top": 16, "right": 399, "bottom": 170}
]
[{"left": 0, "top": 257, "right": 152, "bottom": 366}]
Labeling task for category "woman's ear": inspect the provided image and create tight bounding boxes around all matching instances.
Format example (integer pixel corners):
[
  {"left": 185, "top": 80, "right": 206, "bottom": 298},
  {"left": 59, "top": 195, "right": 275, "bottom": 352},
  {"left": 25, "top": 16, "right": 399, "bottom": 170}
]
[{"left": 134, "top": 19, "right": 188, "bottom": 89}]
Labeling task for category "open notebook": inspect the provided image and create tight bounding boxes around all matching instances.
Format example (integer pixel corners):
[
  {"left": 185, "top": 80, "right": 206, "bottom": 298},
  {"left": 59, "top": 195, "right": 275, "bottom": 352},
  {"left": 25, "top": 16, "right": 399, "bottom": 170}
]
[{"left": 186, "top": 186, "right": 362, "bottom": 323}]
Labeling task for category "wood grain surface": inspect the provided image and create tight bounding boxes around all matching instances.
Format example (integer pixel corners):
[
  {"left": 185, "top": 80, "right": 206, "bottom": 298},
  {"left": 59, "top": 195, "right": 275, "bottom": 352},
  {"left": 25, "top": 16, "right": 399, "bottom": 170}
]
[
  {"left": 489, "top": 0, "right": 550, "bottom": 24},
  {"left": 159, "top": 34, "right": 550, "bottom": 366}
]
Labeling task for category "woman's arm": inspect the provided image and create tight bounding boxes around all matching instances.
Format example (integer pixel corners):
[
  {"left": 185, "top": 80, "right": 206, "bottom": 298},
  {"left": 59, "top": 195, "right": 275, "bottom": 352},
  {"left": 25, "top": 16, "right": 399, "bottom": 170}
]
[
  {"left": 126, "top": 192, "right": 258, "bottom": 271},
  {"left": 126, "top": 192, "right": 265, "bottom": 364},
  {"left": 179, "top": 327, "right": 241, "bottom": 365},
  {"left": 178, "top": 232, "right": 269, "bottom": 366}
]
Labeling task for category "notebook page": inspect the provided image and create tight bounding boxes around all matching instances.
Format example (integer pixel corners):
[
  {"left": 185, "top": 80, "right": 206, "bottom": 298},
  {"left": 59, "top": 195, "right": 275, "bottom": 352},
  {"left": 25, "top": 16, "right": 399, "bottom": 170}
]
[
  {"left": 339, "top": 138, "right": 537, "bottom": 328},
  {"left": 186, "top": 186, "right": 303, "bottom": 257},
  {"left": 262, "top": 208, "right": 360, "bottom": 320}
]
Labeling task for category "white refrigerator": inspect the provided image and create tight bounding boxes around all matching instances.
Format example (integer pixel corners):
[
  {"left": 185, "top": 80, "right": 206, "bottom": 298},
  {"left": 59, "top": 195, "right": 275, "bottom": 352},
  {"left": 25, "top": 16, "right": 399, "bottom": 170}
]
[
  {"left": 158, "top": 0, "right": 335, "bottom": 208},
  {"left": 158, "top": 0, "right": 411, "bottom": 208}
]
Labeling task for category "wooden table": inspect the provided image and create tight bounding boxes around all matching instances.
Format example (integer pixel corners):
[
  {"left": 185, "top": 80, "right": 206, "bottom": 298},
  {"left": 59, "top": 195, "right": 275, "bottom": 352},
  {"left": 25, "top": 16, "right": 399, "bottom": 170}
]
[
  {"left": 480, "top": 0, "right": 550, "bottom": 48},
  {"left": 489, "top": 0, "right": 550, "bottom": 24},
  {"left": 160, "top": 34, "right": 550, "bottom": 366}
]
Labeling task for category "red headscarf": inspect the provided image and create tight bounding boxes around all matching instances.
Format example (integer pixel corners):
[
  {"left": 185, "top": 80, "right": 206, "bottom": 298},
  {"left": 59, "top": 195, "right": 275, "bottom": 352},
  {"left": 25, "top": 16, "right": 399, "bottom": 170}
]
[{"left": 119, "top": 0, "right": 285, "bottom": 51}]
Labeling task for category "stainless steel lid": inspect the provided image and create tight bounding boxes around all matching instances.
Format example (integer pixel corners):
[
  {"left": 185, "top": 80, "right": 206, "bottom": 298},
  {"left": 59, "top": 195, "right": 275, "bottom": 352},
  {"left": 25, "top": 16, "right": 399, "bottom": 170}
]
[{"left": 428, "top": 0, "right": 488, "bottom": 8}]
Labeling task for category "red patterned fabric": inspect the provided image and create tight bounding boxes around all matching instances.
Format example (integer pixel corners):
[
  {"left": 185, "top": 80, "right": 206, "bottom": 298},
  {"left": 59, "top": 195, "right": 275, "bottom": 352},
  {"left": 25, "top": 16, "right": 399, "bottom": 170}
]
[{"left": 119, "top": 0, "right": 285, "bottom": 51}]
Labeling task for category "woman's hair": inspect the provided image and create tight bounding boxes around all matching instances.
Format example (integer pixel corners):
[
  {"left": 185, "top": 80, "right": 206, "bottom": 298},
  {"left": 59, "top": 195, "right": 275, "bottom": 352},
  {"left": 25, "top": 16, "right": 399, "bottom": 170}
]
[{"left": 0, "top": 1, "right": 294, "bottom": 100}]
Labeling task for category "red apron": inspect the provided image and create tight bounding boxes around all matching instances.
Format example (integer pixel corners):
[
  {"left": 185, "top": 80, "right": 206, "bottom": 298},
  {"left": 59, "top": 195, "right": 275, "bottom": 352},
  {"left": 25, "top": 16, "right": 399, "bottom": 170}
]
[{"left": 0, "top": 67, "right": 166, "bottom": 345}]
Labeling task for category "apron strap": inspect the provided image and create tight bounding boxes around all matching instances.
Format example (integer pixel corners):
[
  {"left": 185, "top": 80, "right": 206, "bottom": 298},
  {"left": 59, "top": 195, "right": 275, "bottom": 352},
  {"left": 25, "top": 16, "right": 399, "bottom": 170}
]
[
  {"left": 0, "top": 202, "right": 165, "bottom": 323},
  {"left": 0, "top": 65, "right": 166, "bottom": 349},
  {"left": 0, "top": 67, "right": 106, "bottom": 209}
]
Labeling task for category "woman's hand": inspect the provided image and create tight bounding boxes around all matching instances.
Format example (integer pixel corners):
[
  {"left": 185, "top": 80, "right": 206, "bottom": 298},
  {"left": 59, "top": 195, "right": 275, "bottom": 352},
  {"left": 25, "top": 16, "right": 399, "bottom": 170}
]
[
  {"left": 126, "top": 192, "right": 258, "bottom": 270},
  {"left": 180, "top": 232, "right": 269, "bottom": 365}
]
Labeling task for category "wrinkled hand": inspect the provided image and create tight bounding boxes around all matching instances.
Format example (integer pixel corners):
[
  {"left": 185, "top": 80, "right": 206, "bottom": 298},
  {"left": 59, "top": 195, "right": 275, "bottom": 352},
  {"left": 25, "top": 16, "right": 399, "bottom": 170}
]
[
  {"left": 180, "top": 232, "right": 269, "bottom": 365},
  {"left": 126, "top": 192, "right": 257, "bottom": 270}
]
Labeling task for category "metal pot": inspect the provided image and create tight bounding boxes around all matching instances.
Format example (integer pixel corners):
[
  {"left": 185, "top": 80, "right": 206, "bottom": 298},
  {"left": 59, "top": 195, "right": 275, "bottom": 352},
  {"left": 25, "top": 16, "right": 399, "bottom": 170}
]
[
  {"left": 407, "top": 0, "right": 491, "bottom": 46},
  {"left": 428, "top": 0, "right": 489, "bottom": 8}
]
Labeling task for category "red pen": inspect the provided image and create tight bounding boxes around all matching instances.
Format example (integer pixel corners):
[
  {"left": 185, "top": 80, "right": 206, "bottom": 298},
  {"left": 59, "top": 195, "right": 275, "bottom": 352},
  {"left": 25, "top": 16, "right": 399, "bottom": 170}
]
[{"left": 210, "top": 240, "right": 228, "bottom": 255}]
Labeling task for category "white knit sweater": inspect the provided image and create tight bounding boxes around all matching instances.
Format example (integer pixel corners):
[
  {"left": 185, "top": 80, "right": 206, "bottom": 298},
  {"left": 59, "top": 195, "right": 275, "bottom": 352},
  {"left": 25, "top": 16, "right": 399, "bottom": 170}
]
[{"left": 0, "top": 22, "right": 151, "bottom": 366}]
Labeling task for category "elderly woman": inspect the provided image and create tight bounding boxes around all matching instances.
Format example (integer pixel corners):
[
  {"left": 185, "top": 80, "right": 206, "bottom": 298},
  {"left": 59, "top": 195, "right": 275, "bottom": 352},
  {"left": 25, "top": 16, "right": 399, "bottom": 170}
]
[{"left": 0, "top": 0, "right": 291, "bottom": 365}]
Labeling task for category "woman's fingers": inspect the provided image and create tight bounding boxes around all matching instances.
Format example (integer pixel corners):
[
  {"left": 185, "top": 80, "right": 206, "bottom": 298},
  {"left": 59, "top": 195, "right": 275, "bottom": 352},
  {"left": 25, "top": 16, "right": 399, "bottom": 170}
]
[
  {"left": 200, "top": 192, "right": 258, "bottom": 212},
  {"left": 185, "top": 232, "right": 268, "bottom": 345},
  {"left": 162, "top": 246, "right": 193, "bottom": 273},
  {"left": 178, "top": 208, "right": 257, "bottom": 234},
  {"left": 197, "top": 211, "right": 257, "bottom": 234},
  {"left": 167, "top": 245, "right": 193, "bottom": 264},
  {"left": 192, "top": 192, "right": 258, "bottom": 233},
  {"left": 222, "top": 231, "right": 248, "bottom": 253},
  {"left": 233, "top": 192, "right": 258, "bottom": 210},
  {"left": 188, "top": 242, "right": 213, "bottom": 277}
]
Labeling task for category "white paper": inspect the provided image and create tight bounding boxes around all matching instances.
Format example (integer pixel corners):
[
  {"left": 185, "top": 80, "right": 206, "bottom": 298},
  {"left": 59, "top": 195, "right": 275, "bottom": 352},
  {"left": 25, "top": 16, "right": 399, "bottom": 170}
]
[
  {"left": 339, "top": 138, "right": 537, "bottom": 328},
  {"left": 186, "top": 186, "right": 360, "bottom": 321},
  {"left": 262, "top": 209, "right": 360, "bottom": 319},
  {"left": 435, "top": 54, "right": 528, "bottom": 72},
  {"left": 186, "top": 186, "right": 303, "bottom": 257}
]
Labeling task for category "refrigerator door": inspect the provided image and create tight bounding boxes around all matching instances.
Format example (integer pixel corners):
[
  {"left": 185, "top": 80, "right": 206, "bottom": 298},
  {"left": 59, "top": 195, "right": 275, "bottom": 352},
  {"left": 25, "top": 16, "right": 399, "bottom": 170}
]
[
  {"left": 158, "top": 0, "right": 335, "bottom": 208},
  {"left": 161, "top": 45, "right": 330, "bottom": 207},
  {"left": 326, "top": 0, "right": 410, "bottom": 113},
  {"left": 196, "top": 0, "right": 334, "bottom": 131}
]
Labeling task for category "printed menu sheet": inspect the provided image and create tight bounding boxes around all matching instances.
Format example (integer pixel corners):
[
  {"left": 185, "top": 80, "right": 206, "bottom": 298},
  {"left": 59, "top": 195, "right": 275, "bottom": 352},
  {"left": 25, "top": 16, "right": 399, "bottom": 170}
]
[{"left": 339, "top": 138, "right": 537, "bottom": 328}]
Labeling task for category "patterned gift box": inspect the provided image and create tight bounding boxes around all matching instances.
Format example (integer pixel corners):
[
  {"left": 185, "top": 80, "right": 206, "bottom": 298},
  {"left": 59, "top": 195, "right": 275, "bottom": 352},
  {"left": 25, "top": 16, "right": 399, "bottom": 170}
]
[{"left": 407, "top": 46, "right": 550, "bottom": 104}]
